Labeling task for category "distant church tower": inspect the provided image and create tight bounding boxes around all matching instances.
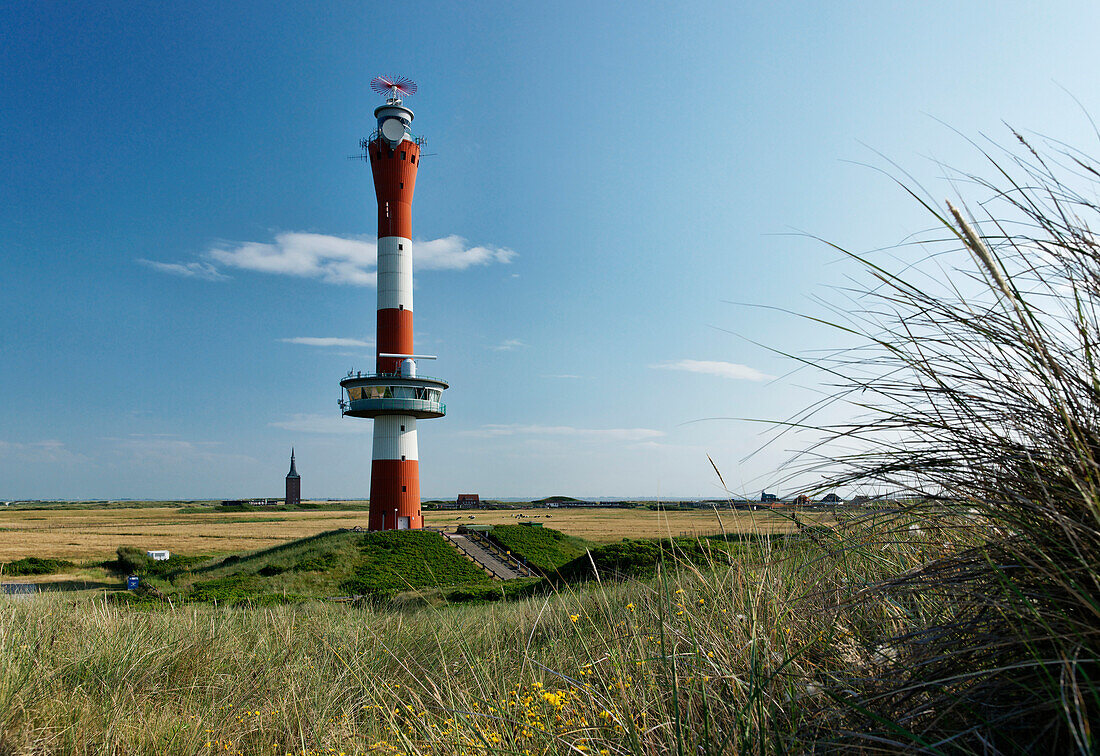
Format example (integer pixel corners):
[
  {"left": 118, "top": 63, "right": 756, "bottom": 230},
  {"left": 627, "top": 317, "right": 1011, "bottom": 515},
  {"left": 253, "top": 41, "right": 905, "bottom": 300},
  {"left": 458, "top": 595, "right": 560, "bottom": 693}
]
[{"left": 285, "top": 449, "right": 301, "bottom": 507}]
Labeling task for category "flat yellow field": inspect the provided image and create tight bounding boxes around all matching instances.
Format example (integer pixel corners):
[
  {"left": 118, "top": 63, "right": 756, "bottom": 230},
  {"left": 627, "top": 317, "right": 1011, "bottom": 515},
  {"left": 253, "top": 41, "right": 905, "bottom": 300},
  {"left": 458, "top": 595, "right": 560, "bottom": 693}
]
[{"left": 0, "top": 505, "right": 826, "bottom": 561}]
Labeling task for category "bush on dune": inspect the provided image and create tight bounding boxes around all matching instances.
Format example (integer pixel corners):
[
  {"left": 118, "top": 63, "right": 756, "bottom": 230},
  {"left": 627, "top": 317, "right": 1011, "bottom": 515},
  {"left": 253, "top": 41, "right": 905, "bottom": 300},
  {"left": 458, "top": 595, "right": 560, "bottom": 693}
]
[{"left": 0, "top": 557, "right": 74, "bottom": 577}]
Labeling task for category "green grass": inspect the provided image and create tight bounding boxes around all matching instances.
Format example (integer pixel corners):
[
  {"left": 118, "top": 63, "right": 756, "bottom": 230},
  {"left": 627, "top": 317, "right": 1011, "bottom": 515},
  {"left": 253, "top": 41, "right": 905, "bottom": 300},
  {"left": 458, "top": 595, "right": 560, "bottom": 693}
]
[{"left": 484, "top": 524, "right": 594, "bottom": 574}]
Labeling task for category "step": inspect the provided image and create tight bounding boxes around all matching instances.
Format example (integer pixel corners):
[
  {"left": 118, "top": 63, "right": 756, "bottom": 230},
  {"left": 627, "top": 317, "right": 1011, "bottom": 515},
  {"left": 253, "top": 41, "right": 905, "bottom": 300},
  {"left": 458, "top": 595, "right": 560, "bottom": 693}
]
[{"left": 442, "top": 532, "right": 526, "bottom": 580}]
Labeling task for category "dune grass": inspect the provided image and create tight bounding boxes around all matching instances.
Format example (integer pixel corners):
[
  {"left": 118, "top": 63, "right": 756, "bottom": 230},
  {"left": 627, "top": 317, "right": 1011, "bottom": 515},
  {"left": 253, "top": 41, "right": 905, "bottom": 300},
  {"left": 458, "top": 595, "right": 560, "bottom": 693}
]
[
  {"left": 0, "top": 519, "right": 947, "bottom": 755},
  {"left": 774, "top": 129, "right": 1100, "bottom": 751}
]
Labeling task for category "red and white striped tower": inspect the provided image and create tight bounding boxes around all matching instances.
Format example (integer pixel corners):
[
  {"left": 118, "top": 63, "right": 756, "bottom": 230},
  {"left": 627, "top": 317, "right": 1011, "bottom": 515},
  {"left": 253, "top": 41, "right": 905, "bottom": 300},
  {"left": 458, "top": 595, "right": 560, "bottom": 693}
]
[{"left": 340, "top": 76, "right": 447, "bottom": 531}]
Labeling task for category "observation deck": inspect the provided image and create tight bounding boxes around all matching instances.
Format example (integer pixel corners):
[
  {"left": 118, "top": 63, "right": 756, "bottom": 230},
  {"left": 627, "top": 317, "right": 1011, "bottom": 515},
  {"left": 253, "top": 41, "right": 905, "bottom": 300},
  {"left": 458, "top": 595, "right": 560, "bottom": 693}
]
[{"left": 339, "top": 371, "right": 448, "bottom": 419}]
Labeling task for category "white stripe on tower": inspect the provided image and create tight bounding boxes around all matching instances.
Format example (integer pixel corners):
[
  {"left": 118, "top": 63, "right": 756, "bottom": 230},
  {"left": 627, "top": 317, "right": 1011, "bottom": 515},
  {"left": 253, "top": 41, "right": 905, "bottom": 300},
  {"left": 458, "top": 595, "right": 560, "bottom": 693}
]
[
  {"left": 376, "top": 236, "right": 413, "bottom": 312},
  {"left": 372, "top": 416, "right": 419, "bottom": 461}
]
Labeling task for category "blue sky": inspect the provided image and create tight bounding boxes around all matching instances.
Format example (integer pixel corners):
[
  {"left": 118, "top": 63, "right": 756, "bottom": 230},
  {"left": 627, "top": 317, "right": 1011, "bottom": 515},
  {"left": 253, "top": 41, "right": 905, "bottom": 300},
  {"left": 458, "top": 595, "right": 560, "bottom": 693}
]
[{"left": 3, "top": 1, "right": 1099, "bottom": 500}]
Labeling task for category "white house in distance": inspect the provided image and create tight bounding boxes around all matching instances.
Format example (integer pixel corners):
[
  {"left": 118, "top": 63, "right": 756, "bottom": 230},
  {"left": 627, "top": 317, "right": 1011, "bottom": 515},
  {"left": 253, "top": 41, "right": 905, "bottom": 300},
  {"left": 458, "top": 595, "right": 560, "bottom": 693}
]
[{"left": 146, "top": 550, "right": 170, "bottom": 561}]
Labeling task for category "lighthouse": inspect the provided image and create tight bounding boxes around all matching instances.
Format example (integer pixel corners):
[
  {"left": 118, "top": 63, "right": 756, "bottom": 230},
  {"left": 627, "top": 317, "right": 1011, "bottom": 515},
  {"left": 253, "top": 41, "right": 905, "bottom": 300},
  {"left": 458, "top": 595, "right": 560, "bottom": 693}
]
[{"left": 339, "top": 76, "right": 447, "bottom": 531}]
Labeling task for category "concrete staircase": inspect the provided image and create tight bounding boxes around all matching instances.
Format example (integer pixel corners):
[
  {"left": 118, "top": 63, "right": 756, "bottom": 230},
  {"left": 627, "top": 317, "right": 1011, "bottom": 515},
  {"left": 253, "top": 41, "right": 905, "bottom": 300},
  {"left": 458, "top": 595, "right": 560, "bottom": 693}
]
[{"left": 442, "top": 531, "right": 532, "bottom": 580}]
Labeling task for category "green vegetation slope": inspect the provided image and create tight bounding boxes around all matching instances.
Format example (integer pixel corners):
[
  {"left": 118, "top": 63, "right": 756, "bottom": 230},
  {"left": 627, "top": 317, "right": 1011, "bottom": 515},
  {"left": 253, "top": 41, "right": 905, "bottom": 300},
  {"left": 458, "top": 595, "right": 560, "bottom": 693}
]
[
  {"left": 485, "top": 525, "right": 593, "bottom": 574},
  {"left": 137, "top": 529, "right": 494, "bottom": 604}
]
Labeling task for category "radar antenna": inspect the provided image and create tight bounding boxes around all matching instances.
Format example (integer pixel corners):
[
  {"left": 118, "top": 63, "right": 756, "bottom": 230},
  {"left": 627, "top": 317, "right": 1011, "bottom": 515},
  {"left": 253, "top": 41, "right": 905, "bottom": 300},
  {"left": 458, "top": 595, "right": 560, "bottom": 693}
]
[{"left": 371, "top": 75, "right": 417, "bottom": 103}]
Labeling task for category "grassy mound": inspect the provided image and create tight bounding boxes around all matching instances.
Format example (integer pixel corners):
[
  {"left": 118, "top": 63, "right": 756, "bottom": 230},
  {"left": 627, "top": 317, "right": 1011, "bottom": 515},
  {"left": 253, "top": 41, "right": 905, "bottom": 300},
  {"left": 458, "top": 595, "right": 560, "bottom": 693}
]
[
  {"left": 146, "top": 529, "right": 493, "bottom": 604},
  {"left": 337, "top": 530, "right": 491, "bottom": 596},
  {"left": 486, "top": 525, "right": 593, "bottom": 574}
]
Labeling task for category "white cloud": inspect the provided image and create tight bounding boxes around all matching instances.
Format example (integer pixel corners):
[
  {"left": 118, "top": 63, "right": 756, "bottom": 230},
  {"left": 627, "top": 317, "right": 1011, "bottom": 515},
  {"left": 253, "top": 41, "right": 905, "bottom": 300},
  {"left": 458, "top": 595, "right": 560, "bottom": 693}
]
[
  {"left": 281, "top": 337, "right": 374, "bottom": 348},
  {"left": 488, "top": 338, "right": 526, "bottom": 352},
  {"left": 108, "top": 437, "right": 218, "bottom": 462},
  {"left": 650, "top": 359, "right": 774, "bottom": 382},
  {"left": 142, "top": 232, "right": 517, "bottom": 286},
  {"left": 102, "top": 436, "right": 256, "bottom": 467},
  {"left": 0, "top": 439, "right": 88, "bottom": 464},
  {"left": 208, "top": 232, "right": 377, "bottom": 285},
  {"left": 137, "top": 259, "right": 228, "bottom": 280},
  {"left": 269, "top": 414, "right": 371, "bottom": 435},
  {"left": 415, "top": 235, "right": 516, "bottom": 270},
  {"left": 462, "top": 424, "right": 664, "bottom": 442}
]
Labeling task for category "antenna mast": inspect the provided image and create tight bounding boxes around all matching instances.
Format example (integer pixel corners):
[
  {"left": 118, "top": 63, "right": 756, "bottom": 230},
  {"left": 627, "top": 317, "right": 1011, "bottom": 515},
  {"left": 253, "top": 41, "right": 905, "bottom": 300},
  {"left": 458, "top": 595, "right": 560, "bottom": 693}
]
[{"left": 370, "top": 75, "right": 418, "bottom": 104}]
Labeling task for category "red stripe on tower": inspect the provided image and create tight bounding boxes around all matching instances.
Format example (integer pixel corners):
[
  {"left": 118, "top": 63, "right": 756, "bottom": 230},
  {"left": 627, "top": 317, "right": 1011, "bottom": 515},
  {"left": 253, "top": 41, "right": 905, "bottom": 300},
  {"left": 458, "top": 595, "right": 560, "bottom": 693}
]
[
  {"left": 367, "top": 459, "right": 422, "bottom": 531},
  {"left": 369, "top": 140, "right": 419, "bottom": 238},
  {"left": 375, "top": 309, "right": 414, "bottom": 374}
]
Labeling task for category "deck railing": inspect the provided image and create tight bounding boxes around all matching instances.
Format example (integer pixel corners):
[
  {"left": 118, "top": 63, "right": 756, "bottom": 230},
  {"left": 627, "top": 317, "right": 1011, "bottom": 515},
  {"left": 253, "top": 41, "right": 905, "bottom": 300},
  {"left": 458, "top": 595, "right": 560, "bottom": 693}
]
[{"left": 343, "top": 398, "right": 445, "bottom": 415}]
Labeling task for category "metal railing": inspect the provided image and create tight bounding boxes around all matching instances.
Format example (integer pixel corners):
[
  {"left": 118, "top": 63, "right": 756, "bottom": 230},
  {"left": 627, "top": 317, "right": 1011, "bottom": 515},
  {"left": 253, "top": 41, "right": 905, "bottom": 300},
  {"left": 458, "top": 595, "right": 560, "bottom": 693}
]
[
  {"left": 464, "top": 531, "right": 535, "bottom": 577},
  {"left": 342, "top": 371, "right": 447, "bottom": 384},
  {"left": 343, "top": 398, "right": 445, "bottom": 415},
  {"left": 361, "top": 132, "right": 427, "bottom": 149},
  {"left": 443, "top": 533, "right": 501, "bottom": 579}
]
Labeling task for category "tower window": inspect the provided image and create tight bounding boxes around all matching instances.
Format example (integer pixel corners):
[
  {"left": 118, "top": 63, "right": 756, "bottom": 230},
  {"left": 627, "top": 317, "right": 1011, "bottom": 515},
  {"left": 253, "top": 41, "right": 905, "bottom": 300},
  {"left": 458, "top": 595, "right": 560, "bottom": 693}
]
[
  {"left": 402, "top": 485, "right": 407, "bottom": 492},
  {"left": 400, "top": 425, "right": 405, "bottom": 431},
  {"left": 400, "top": 151, "right": 406, "bottom": 160},
  {"left": 398, "top": 304, "right": 403, "bottom": 310},
  {"left": 399, "top": 182, "right": 404, "bottom": 189},
  {"left": 398, "top": 243, "right": 403, "bottom": 250},
  {"left": 401, "top": 455, "right": 406, "bottom": 461}
]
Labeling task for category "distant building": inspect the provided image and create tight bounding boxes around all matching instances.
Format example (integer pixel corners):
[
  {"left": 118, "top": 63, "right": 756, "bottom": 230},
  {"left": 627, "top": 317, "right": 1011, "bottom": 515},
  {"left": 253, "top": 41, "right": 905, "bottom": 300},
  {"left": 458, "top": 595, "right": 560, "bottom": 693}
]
[
  {"left": 456, "top": 494, "right": 480, "bottom": 508},
  {"left": 793, "top": 494, "right": 811, "bottom": 506},
  {"left": 146, "top": 550, "right": 170, "bottom": 561},
  {"left": 821, "top": 492, "right": 843, "bottom": 504},
  {"left": 761, "top": 491, "right": 778, "bottom": 503},
  {"left": 285, "top": 449, "right": 301, "bottom": 507}
]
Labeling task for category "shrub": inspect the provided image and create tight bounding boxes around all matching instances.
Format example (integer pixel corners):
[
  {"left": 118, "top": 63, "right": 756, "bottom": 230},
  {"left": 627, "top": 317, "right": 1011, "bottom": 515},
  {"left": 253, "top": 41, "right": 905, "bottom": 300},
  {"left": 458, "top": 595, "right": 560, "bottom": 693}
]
[
  {"left": 110, "top": 546, "right": 154, "bottom": 574},
  {"left": 0, "top": 557, "right": 74, "bottom": 576}
]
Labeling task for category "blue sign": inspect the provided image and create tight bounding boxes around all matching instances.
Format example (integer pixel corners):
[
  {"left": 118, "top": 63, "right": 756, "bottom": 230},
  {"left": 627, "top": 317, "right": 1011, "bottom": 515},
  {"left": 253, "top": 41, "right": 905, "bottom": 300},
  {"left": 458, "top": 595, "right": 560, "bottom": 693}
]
[{"left": 126, "top": 575, "right": 139, "bottom": 590}]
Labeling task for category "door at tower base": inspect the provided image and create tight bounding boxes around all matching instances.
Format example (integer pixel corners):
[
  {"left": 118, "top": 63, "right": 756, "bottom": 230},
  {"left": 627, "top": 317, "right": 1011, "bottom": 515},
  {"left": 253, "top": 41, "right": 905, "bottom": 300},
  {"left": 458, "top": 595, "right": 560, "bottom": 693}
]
[{"left": 368, "top": 459, "right": 423, "bottom": 531}]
